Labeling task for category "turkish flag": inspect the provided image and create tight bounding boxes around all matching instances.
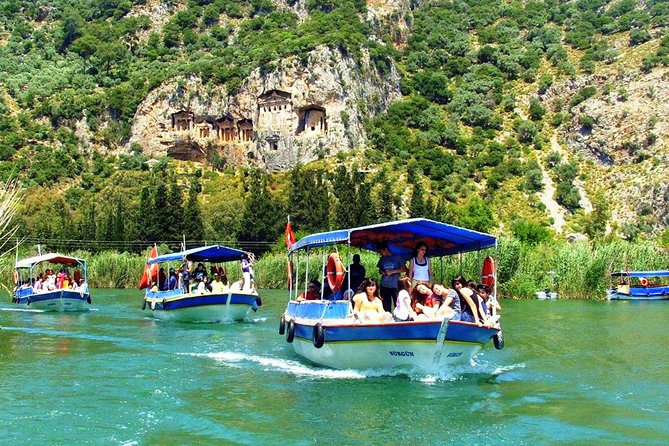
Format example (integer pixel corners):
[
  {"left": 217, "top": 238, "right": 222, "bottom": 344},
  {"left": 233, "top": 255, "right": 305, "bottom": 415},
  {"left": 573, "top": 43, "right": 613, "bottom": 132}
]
[
  {"left": 285, "top": 222, "right": 296, "bottom": 249},
  {"left": 138, "top": 245, "right": 159, "bottom": 289}
]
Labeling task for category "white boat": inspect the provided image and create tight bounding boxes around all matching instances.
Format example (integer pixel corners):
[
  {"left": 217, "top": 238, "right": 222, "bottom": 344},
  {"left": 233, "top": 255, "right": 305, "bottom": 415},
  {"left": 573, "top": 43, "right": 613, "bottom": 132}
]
[
  {"left": 607, "top": 271, "right": 669, "bottom": 301},
  {"left": 142, "top": 245, "right": 261, "bottom": 322},
  {"left": 279, "top": 218, "right": 504, "bottom": 373},
  {"left": 12, "top": 253, "right": 91, "bottom": 311},
  {"left": 535, "top": 290, "right": 558, "bottom": 299}
]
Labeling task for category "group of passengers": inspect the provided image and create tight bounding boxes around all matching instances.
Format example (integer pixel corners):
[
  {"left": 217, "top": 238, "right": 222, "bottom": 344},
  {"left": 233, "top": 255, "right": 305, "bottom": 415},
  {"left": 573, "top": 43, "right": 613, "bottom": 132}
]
[
  {"left": 15, "top": 268, "right": 88, "bottom": 294},
  {"left": 149, "top": 253, "right": 255, "bottom": 295},
  {"left": 298, "top": 242, "right": 501, "bottom": 326}
]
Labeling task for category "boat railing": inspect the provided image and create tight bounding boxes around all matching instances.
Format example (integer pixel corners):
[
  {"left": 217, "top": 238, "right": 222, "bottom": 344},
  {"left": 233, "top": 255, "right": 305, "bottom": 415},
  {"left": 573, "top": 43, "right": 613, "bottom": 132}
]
[{"left": 287, "top": 300, "right": 351, "bottom": 319}]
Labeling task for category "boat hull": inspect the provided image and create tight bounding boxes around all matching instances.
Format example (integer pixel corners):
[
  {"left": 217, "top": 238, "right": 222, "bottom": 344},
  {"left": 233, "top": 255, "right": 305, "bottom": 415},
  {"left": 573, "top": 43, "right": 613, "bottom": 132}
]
[
  {"left": 144, "top": 291, "right": 260, "bottom": 322},
  {"left": 282, "top": 301, "right": 499, "bottom": 372},
  {"left": 607, "top": 288, "right": 669, "bottom": 301},
  {"left": 13, "top": 290, "right": 91, "bottom": 311}
]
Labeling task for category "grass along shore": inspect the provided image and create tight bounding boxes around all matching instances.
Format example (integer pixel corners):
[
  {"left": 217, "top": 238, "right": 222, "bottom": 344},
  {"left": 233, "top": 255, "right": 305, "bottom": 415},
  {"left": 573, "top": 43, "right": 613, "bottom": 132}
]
[{"left": 0, "top": 239, "right": 667, "bottom": 300}]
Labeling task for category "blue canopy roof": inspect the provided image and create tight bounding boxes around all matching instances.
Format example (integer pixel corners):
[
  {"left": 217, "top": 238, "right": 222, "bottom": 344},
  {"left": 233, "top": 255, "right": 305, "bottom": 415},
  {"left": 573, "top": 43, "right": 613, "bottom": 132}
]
[
  {"left": 148, "top": 245, "right": 246, "bottom": 264},
  {"left": 289, "top": 218, "right": 496, "bottom": 257},
  {"left": 611, "top": 270, "right": 669, "bottom": 278}
]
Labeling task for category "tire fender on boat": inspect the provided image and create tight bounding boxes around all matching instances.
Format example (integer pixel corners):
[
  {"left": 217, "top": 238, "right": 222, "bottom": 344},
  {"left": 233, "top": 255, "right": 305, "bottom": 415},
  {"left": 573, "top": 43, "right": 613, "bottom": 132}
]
[
  {"left": 493, "top": 330, "right": 504, "bottom": 350},
  {"left": 162, "top": 298, "right": 167, "bottom": 309},
  {"left": 142, "top": 299, "right": 147, "bottom": 310},
  {"left": 640, "top": 277, "right": 648, "bottom": 287},
  {"left": 256, "top": 296, "right": 262, "bottom": 307},
  {"left": 326, "top": 253, "right": 346, "bottom": 293},
  {"left": 312, "top": 323, "right": 325, "bottom": 349},
  {"left": 86, "top": 295, "right": 92, "bottom": 304},
  {"left": 286, "top": 319, "right": 296, "bottom": 343},
  {"left": 26, "top": 297, "right": 30, "bottom": 306},
  {"left": 279, "top": 316, "right": 286, "bottom": 335}
]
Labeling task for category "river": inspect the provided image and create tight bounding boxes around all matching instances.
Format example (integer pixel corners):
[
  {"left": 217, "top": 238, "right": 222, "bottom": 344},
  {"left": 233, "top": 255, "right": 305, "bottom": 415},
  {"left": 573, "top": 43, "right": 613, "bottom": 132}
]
[{"left": 1, "top": 290, "right": 667, "bottom": 445}]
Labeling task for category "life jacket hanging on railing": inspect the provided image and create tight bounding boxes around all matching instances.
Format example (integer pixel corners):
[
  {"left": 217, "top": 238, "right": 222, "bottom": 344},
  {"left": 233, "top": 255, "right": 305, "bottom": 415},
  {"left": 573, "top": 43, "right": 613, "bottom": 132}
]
[{"left": 326, "top": 253, "right": 345, "bottom": 293}]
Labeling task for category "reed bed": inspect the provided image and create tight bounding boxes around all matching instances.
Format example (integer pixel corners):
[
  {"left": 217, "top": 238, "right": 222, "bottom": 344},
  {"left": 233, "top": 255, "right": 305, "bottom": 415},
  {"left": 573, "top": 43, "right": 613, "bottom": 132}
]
[{"left": 0, "top": 239, "right": 666, "bottom": 300}]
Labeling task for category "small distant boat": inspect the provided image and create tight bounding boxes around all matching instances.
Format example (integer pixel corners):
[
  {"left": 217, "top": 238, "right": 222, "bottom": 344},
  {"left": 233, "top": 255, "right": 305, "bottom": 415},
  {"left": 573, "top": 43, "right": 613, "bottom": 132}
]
[
  {"left": 536, "top": 271, "right": 558, "bottom": 299},
  {"left": 535, "top": 290, "right": 558, "bottom": 300},
  {"left": 280, "top": 218, "right": 503, "bottom": 373},
  {"left": 12, "top": 253, "right": 91, "bottom": 311},
  {"left": 141, "top": 245, "right": 261, "bottom": 322},
  {"left": 607, "top": 271, "right": 669, "bottom": 301}
]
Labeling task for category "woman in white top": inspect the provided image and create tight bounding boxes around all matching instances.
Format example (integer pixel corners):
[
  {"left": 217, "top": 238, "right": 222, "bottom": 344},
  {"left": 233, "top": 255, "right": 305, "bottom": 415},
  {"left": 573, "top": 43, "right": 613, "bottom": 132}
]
[
  {"left": 408, "top": 242, "right": 432, "bottom": 286},
  {"left": 393, "top": 277, "right": 417, "bottom": 322}
]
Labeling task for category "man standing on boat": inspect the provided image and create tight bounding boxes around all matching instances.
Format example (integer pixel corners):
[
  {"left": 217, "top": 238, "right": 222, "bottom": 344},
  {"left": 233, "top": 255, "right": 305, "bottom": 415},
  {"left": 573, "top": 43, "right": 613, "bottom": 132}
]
[{"left": 376, "top": 242, "right": 407, "bottom": 312}]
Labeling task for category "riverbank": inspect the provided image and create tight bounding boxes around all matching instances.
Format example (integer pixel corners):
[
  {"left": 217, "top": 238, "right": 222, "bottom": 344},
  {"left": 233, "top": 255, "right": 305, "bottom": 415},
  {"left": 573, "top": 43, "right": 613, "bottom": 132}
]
[{"left": 1, "top": 238, "right": 667, "bottom": 299}]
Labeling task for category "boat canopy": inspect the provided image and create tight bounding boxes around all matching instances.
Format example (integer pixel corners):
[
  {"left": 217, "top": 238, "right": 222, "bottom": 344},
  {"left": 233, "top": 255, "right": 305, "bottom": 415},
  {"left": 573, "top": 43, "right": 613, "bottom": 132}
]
[
  {"left": 289, "top": 218, "right": 496, "bottom": 257},
  {"left": 15, "top": 253, "right": 86, "bottom": 269},
  {"left": 611, "top": 270, "right": 669, "bottom": 278},
  {"left": 148, "top": 245, "right": 246, "bottom": 264}
]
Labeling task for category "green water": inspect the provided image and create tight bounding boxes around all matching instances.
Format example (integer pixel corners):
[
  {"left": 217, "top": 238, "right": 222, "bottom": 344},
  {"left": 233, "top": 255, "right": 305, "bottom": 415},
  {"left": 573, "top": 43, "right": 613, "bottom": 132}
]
[{"left": 1, "top": 290, "right": 668, "bottom": 445}]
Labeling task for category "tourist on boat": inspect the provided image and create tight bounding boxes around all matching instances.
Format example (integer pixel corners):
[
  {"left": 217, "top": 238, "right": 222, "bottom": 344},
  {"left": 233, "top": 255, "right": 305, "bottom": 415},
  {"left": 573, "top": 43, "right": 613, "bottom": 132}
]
[
  {"left": 297, "top": 279, "right": 321, "bottom": 301},
  {"left": 376, "top": 242, "right": 408, "bottom": 312},
  {"left": 393, "top": 277, "right": 417, "bottom": 322},
  {"left": 452, "top": 276, "right": 481, "bottom": 324},
  {"left": 241, "top": 253, "right": 253, "bottom": 291},
  {"left": 431, "top": 283, "right": 461, "bottom": 320},
  {"left": 348, "top": 254, "right": 366, "bottom": 293},
  {"left": 32, "top": 276, "right": 43, "bottom": 293},
  {"left": 75, "top": 277, "right": 89, "bottom": 295},
  {"left": 210, "top": 273, "right": 225, "bottom": 294},
  {"left": 45, "top": 269, "right": 56, "bottom": 290},
  {"left": 167, "top": 268, "right": 178, "bottom": 290},
  {"left": 476, "top": 284, "right": 500, "bottom": 325},
  {"left": 412, "top": 282, "right": 440, "bottom": 319},
  {"left": 158, "top": 267, "right": 167, "bottom": 291},
  {"left": 408, "top": 242, "right": 432, "bottom": 286},
  {"left": 179, "top": 259, "right": 192, "bottom": 292},
  {"left": 353, "top": 278, "right": 393, "bottom": 323},
  {"left": 229, "top": 277, "right": 245, "bottom": 292}
]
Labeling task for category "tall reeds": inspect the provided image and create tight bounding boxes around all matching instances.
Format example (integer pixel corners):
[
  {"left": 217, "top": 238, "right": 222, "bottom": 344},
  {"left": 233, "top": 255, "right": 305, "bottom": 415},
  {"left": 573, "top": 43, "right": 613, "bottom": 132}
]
[{"left": 0, "top": 239, "right": 666, "bottom": 299}]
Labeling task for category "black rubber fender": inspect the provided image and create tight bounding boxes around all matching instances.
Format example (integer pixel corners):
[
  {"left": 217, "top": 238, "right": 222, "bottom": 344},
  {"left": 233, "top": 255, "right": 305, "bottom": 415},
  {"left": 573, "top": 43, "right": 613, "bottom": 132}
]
[
  {"left": 255, "top": 297, "right": 262, "bottom": 307},
  {"left": 278, "top": 316, "right": 286, "bottom": 335},
  {"left": 493, "top": 330, "right": 504, "bottom": 350},
  {"left": 86, "top": 295, "right": 92, "bottom": 304},
  {"left": 286, "top": 319, "right": 295, "bottom": 343},
  {"left": 162, "top": 298, "right": 167, "bottom": 309},
  {"left": 142, "top": 299, "right": 147, "bottom": 310},
  {"left": 312, "top": 323, "right": 325, "bottom": 349},
  {"left": 26, "top": 297, "right": 30, "bottom": 306}
]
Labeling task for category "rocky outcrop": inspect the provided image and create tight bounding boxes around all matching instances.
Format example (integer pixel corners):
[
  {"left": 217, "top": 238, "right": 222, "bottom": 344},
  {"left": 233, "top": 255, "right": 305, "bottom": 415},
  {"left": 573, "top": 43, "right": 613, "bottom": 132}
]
[{"left": 128, "top": 45, "right": 401, "bottom": 171}]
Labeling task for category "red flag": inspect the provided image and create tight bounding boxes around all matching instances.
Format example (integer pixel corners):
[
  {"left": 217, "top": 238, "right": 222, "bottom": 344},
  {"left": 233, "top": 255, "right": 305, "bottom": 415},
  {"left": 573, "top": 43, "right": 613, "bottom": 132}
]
[
  {"left": 138, "top": 245, "right": 159, "bottom": 289},
  {"left": 285, "top": 222, "right": 296, "bottom": 249}
]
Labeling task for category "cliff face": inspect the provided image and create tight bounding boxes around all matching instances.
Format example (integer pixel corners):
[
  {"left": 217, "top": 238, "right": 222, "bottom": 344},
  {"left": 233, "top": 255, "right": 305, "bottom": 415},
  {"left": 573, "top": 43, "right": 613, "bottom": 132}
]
[
  {"left": 128, "top": 45, "right": 401, "bottom": 171},
  {"left": 540, "top": 67, "right": 669, "bottom": 231}
]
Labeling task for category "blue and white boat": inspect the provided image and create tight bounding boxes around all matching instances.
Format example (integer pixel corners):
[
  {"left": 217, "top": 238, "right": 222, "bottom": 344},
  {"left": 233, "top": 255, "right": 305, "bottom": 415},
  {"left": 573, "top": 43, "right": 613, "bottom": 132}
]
[
  {"left": 13, "top": 253, "right": 91, "bottom": 311},
  {"left": 142, "top": 245, "right": 261, "bottom": 322},
  {"left": 607, "top": 271, "right": 669, "bottom": 301},
  {"left": 280, "top": 218, "right": 503, "bottom": 373}
]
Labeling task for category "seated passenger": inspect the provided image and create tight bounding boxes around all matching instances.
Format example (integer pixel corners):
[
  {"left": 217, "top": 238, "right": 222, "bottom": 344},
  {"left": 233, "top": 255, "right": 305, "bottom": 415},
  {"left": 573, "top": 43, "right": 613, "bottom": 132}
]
[
  {"left": 297, "top": 279, "right": 321, "bottom": 301},
  {"left": 412, "top": 282, "right": 437, "bottom": 320},
  {"left": 229, "top": 277, "right": 245, "bottom": 292},
  {"left": 352, "top": 278, "right": 393, "bottom": 323},
  {"left": 453, "top": 276, "right": 481, "bottom": 325},
  {"left": 476, "top": 284, "right": 500, "bottom": 325},
  {"left": 393, "top": 277, "right": 417, "bottom": 322},
  {"left": 210, "top": 273, "right": 225, "bottom": 294},
  {"left": 167, "top": 268, "right": 178, "bottom": 290},
  {"left": 431, "top": 283, "right": 461, "bottom": 320}
]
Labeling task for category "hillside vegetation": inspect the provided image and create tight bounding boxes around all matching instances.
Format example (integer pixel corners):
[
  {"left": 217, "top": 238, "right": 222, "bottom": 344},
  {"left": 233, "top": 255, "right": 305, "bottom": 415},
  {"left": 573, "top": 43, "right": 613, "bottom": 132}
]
[{"left": 1, "top": 0, "right": 669, "bottom": 261}]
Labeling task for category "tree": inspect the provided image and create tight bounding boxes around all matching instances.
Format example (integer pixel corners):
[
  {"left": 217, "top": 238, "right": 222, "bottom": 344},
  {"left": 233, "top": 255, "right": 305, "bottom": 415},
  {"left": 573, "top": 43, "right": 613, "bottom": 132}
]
[
  {"left": 332, "top": 165, "right": 356, "bottom": 228},
  {"left": 183, "top": 184, "right": 204, "bottom": 243},
  {"left": 70, "top": 35, "right": 100, "bottom": 72},
  {"left": 238, "top": 172, "right": 282, "bottom": 252},
  {"left": 0, "top": 180, "right": 21, "bottom": 257}
]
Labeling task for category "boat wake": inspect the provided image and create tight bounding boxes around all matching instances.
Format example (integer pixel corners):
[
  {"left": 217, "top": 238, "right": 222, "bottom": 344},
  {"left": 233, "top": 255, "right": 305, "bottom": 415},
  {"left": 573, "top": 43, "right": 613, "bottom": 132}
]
[
  {"left": 0, "top": 307, "right": 45, "bottom": 313},
  {"left": 189, "top": 351, "right": 367, "bottom": 379}
]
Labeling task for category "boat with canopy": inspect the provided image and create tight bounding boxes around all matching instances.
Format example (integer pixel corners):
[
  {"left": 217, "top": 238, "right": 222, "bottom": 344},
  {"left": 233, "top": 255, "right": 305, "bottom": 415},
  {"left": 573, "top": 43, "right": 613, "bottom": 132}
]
[
  {"left": 141, "top": 245, "right": 261, "bottom": 322},
  {"left": 607, "top": 271, "right": 669, "bottom": 301},
  {"left": 280, "top": 218, "right": 504, "bottom": 373},
  {"left": 13, "top": 253, "right": 91, "bottom": 311}
]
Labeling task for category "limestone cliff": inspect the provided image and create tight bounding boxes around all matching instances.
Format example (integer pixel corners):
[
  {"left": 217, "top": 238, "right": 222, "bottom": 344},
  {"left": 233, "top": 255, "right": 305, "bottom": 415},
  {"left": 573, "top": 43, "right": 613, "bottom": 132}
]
[{"left": 128, "top": 45, "right": 401, "bottom": 171}]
